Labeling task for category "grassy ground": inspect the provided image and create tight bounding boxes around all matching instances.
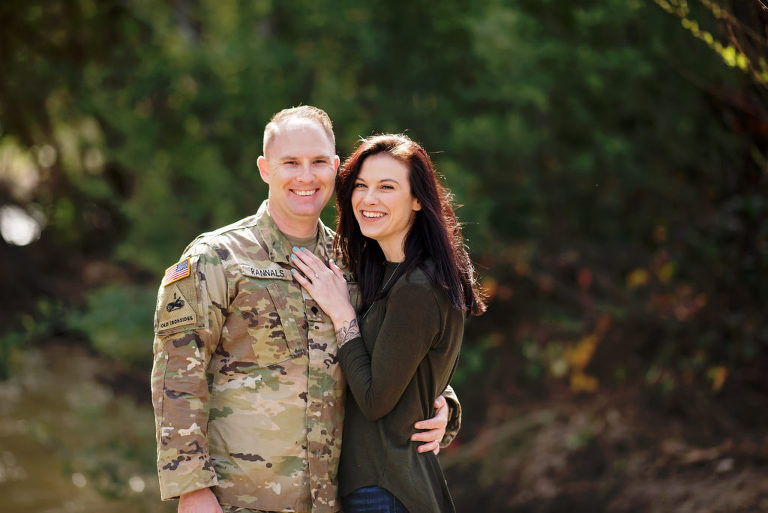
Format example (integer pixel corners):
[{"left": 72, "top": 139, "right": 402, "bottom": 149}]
[
  {"left": 3, "top": 341, "right": 767, "bottom": 512},
  {"left": 0, "top": 344, "right": 172, "bottom": 513}
]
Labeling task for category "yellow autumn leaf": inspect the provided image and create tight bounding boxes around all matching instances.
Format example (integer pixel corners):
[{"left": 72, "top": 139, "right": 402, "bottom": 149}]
[
  {"left": 481, "top": 277, "right": 497, "bottom": 300},
  {"left": 626, "top": 268, "right": 650, "bottom": 289},
  {"left": 657, "top": 262, "right": 676, "bottom": 284},
  {"left": 709, "top": 366, "right": 728, "bottom": 392},
  {"left": 735, "top": 53, "right": 748, "bottom": 71},
  {"left": 566, "top": 334, "right": 599, "bottom": 370},
  {"left": 570, "top": 371, "right": 599, "bottom": 393}
]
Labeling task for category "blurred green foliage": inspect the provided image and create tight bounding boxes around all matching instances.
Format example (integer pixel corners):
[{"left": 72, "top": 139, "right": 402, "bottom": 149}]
[
  {"left": 0, "top": 0, "right": 767, "bottom": 508},
  {"left": 0, "top": 299, "right": 69, "bottom": 378},
  {"left": 0, "top": 0, "right": 765, "bottom": 396},
  {"left": 67, "top": 285, "right": 157, "bottom": 368}
]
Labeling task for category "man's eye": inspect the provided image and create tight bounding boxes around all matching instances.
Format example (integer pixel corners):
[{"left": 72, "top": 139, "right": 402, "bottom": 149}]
[{"left": 313, "top": 159, "right": 329, "bottom": 165}]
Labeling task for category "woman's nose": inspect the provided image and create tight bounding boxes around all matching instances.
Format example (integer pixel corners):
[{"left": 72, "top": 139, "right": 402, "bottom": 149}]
[{"left": 363, "top": 188, "right": 377, "bottom": 204}]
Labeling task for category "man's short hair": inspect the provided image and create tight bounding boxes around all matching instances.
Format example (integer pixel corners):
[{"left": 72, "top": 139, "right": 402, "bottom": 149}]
[{"left": 263, "top": 106, "right": 335, "bottom": 155}]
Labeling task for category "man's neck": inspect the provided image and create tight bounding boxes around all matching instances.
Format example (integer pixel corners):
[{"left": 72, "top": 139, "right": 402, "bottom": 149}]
[
  {"left": 284, "top": 231, "right": 318, "bottom": 254},
  {"left": 267, "top": 205, "right": 320, "bottom": 238}
]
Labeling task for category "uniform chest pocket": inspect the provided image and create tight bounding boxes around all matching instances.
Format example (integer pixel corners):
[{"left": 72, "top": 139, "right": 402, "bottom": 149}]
[{"left": 226, "top": 278, "right": 307, "bottom": 368}]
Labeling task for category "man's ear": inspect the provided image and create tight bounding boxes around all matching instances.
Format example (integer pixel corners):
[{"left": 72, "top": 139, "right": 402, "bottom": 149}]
[
  {"left": 257, "top": 156, "right": 270, "bottom": 184},
  {"left": 334, "top": 155, "right": 340, "bottom": 172}
]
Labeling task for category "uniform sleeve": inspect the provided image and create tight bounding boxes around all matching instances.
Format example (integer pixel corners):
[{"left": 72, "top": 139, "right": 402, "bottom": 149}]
[
  {"left": 337, "top": 281, "right": 441, "bottom": 421},
  {"left": 439, "top": 384, "right": 462, "bottom": 448},
  {"left": 150, "top": 244, "right": 228, "bottom": 500}
]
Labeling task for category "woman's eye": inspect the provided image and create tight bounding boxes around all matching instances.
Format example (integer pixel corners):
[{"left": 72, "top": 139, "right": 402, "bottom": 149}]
[{"left": 354, "top": 183, "right": 366, "bottom": 189}]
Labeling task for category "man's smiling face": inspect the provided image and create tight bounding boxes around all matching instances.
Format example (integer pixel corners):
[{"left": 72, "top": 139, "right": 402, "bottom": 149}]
[{"left": 258, "top": 118, "right": 339, "bottom": 235}]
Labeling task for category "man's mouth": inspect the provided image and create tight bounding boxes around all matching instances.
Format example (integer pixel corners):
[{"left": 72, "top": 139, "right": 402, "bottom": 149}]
[{"left": 292, "top": 189, "right": 317, "bottom": 197}]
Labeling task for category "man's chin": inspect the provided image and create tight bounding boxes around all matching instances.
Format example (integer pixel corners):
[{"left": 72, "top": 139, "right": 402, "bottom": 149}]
[
  {"left": 289, "top": 198, "right": 331, "bottom": 216},
  {"left": 287, "top": 204, "right": 325, "bottom": 219}
]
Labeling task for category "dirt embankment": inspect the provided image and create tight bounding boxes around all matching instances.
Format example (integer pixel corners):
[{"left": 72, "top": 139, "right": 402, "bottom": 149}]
[{"left": 443, "top": 388, "right": 768, "bottom": 513}]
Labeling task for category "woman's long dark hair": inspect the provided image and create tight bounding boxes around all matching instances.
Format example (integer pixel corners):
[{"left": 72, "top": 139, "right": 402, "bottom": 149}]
[{"left": 335, "top": 134, "right": 486, "bottom": 316}]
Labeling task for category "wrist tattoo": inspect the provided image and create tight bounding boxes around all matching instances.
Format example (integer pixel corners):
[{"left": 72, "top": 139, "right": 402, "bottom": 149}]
[{"left": 336, "top": 319, "right": 360, "bottom": 348}]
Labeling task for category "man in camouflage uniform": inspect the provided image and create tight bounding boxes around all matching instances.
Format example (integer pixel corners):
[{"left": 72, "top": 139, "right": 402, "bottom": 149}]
[{"left": 151, "top": 106, "right": 461, "bottom": 513}]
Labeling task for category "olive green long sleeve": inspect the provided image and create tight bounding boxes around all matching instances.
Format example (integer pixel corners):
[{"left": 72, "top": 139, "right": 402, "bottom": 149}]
[
  {"left": 338, "top": 276, "right": 440, "bottom": 421},
  {"left": 336, "top": 262, "right": 463, "bottom": 513}
]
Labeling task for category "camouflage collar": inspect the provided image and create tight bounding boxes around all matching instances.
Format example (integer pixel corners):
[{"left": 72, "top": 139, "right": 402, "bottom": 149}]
[{"left": 254, "top": 200, "right": 333, "bottom": 264}]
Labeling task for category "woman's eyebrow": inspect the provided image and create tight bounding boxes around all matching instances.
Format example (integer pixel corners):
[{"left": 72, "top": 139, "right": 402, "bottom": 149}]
[{"left": 356, "top": 177, "right": 400, "bottom": 184}]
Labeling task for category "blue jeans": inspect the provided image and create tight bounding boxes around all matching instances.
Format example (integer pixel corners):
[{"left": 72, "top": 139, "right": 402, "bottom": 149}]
[{"left": 341, "top": 486, "right": 410, "bottom": 513}]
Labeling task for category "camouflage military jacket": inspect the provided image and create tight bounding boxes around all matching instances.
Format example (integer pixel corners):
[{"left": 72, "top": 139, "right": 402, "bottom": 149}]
[{"left": 151, "top": 201, "right": 348, "bottom": 512}]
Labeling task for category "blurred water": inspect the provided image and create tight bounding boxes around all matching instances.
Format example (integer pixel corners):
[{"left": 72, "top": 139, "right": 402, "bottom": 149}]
[{"left": 0, "top": 344, "right": 173, "bottom": 513}]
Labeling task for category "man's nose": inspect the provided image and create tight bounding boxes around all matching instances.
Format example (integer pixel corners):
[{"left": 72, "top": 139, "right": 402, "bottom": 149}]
[{"left": 296, "top": 161, "right": 313, "bottom": 182}]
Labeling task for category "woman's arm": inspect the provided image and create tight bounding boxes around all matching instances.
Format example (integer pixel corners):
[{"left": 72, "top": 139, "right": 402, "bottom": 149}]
[
  {"left": 336, "top": 280, "right": 439, "bottom": 420},
  {"left": 290, "top": 248, "right": 440, "bottom": 421}
]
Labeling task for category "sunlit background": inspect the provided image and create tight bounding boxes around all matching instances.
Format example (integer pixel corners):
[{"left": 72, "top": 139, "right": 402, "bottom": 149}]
[{"left": 1, "top": 1, "right": 767, "bottom": 512}]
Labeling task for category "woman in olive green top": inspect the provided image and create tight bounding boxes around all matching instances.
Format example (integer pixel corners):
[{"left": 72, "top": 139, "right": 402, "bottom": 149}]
[{"left": 291, "top": 134, "right": 486, "bottom": 513}]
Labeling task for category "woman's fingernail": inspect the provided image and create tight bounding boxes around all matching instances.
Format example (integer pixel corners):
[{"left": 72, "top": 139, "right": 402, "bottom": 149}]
[{"left": 292, "top": 246, "right": 298, "bottom": 252}]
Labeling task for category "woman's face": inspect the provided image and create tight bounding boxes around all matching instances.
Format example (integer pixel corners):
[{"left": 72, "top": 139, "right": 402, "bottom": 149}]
[{"left": 351, "top": 153, "right": 421, "bottom": 262}]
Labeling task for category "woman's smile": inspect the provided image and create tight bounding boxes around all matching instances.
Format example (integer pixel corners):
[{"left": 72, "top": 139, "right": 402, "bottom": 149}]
[{"left": 351, "top": 153, "right": 421, "bottom": 261}]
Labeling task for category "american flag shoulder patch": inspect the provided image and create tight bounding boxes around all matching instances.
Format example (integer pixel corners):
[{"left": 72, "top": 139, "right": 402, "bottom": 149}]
[{"left": 162, "top": 258, "right": 191, "bottom": 287}]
